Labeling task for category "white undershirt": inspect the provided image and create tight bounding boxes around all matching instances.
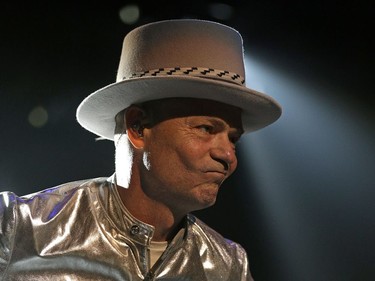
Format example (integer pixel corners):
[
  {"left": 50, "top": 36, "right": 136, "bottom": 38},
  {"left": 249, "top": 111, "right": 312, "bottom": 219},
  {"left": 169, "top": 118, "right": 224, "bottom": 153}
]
[{"left": 149, "top": 240, "right": 168, "bottom": 267}]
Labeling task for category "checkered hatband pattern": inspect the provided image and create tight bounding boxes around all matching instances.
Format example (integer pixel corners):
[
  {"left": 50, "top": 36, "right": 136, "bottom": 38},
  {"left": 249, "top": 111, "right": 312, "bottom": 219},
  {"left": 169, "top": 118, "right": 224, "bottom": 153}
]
[{"left": 124, "top": 67, "right": 245, "bottom": 85}]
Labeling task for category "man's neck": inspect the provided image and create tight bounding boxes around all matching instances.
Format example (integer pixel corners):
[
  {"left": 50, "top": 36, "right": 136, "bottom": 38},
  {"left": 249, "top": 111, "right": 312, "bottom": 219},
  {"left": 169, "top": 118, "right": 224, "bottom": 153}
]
[{"left": 116, "top": 185, "right": 184, "bottom": 242}]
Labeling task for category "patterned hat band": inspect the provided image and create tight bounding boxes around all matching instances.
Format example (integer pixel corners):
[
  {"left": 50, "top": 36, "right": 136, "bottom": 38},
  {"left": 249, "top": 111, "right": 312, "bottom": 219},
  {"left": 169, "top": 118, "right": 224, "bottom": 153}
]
[{"left": 123, "top": 67, "right": 245, "bottom": 86}]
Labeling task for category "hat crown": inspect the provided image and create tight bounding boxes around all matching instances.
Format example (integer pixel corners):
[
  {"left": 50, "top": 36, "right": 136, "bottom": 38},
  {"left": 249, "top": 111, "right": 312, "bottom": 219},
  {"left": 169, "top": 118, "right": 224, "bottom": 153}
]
[{"left": 116, "top": 19, "right": 246, "bottom": 83}]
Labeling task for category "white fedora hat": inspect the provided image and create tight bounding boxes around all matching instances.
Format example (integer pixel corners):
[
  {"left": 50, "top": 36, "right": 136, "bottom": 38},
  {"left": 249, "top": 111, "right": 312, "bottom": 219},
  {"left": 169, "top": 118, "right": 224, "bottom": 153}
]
[{"left": 76, "top": 19, "right": 282, "bottom": 140}]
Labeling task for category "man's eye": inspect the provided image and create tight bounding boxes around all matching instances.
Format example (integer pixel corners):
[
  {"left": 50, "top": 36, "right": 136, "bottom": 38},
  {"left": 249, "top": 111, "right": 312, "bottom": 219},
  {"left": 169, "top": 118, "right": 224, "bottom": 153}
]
[{"left": 197, "top": 125, "right": 212, "bottom": 133}]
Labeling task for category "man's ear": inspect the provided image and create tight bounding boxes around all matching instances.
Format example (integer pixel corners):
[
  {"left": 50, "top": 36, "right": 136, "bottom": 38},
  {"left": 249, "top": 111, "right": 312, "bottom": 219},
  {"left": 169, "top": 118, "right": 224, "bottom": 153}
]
[{"left": 125, "top": 106, "right": 147, "bottom": 149}]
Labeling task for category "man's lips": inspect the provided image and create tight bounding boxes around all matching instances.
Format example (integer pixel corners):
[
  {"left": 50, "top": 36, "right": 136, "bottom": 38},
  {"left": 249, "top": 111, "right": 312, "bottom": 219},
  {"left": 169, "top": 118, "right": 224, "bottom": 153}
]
[
  {"left": 205, "top": 170, "right": 227, "bottom": 175},
  {"left": 203, "top": 170, "right": 228, "bottom": 183}
]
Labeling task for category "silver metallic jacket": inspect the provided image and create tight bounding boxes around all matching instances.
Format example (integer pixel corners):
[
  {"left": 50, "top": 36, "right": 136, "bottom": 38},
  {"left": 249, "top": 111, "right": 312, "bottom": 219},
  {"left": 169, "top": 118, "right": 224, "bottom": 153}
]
[{"left": 0, "top": 178, "right": 253, "bottom": 280}]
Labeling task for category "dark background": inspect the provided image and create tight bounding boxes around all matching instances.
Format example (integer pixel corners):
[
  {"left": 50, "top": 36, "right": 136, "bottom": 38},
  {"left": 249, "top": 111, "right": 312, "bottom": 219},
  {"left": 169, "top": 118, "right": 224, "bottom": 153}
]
[{"left": 1, "top": 1, "right": 374, "bottom": 280}]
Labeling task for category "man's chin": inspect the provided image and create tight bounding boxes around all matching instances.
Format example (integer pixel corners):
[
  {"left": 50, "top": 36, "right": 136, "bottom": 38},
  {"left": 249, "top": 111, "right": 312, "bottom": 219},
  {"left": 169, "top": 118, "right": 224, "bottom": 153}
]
[{"left": 196, "top": 185, "right": 220, "bottom": 209}]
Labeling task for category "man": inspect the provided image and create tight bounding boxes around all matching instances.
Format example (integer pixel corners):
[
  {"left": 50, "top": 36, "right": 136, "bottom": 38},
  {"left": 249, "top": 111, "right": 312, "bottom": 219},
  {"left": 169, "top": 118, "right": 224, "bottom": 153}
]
[{"left": 0, "top": 19, "right": 281, "bottom": 280}]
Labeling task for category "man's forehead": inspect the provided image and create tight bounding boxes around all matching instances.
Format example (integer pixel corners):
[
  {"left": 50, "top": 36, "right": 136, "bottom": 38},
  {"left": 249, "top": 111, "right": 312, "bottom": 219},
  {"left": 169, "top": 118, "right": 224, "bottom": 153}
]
[
  {"left": 143, "top": 98, "right": 240, "bottom": 114},
  {"left": 140, "top": 98, "right": 243, "bottom": 128}
]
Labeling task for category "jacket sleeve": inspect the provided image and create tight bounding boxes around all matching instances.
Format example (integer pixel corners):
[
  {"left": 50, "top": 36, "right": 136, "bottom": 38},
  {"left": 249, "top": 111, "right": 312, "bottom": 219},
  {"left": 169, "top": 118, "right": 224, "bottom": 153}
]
[{"left": 0, "top": 192, "right": 17, "bottom": 279}]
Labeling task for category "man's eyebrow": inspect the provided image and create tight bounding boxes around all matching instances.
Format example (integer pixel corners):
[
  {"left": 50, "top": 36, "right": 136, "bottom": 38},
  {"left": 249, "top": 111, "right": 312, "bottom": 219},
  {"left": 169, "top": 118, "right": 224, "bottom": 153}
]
[{"left": 205, "top": 117, "right": 244, "bottom": 135}]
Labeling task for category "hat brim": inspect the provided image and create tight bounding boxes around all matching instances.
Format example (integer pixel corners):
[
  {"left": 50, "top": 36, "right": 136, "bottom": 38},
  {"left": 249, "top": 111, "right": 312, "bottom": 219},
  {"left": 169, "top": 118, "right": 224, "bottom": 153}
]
[{"left": 76, "top": 76, "right": 282, "bottom": 140}]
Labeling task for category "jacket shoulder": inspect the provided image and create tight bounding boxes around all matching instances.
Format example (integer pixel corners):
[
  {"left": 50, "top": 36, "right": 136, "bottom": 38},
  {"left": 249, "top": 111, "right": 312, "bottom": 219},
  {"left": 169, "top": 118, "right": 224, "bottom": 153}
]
[
  {"left": 20, "top": 178, "right": 105, "bottom": 199},
  {"left": 0, "top": 177, "right": 109, "bottom": 278},
  {"left": 187, "top": 214, "right": 252, "bottom": 280},
  {"left": 188, "top": 214, "right": 248, "bottom": 257}
]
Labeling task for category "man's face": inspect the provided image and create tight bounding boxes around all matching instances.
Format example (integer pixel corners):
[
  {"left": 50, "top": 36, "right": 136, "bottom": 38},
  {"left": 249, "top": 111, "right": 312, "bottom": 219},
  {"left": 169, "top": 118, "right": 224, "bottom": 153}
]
[{"left": 138, "top": 98, "right": 243, "bottom": 214}]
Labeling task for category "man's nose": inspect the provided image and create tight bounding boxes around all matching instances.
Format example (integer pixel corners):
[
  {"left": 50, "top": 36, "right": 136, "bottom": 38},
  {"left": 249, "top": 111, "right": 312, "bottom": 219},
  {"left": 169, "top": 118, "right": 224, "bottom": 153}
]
[{"left": 209, "top": 134, "right": 237, "bottom": 172}]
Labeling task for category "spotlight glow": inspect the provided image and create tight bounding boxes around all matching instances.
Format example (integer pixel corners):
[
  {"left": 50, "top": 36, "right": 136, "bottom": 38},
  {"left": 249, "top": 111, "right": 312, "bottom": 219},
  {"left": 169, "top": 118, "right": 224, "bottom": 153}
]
[
  {"left": 240, "top": 52, "right": 375, "bottom": 280},
  {"left": 28, "top": 106, "right": 48, "bottom": 128},
  {"left": 119, "top": 5, "right": 140, "bottom": 25}
]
